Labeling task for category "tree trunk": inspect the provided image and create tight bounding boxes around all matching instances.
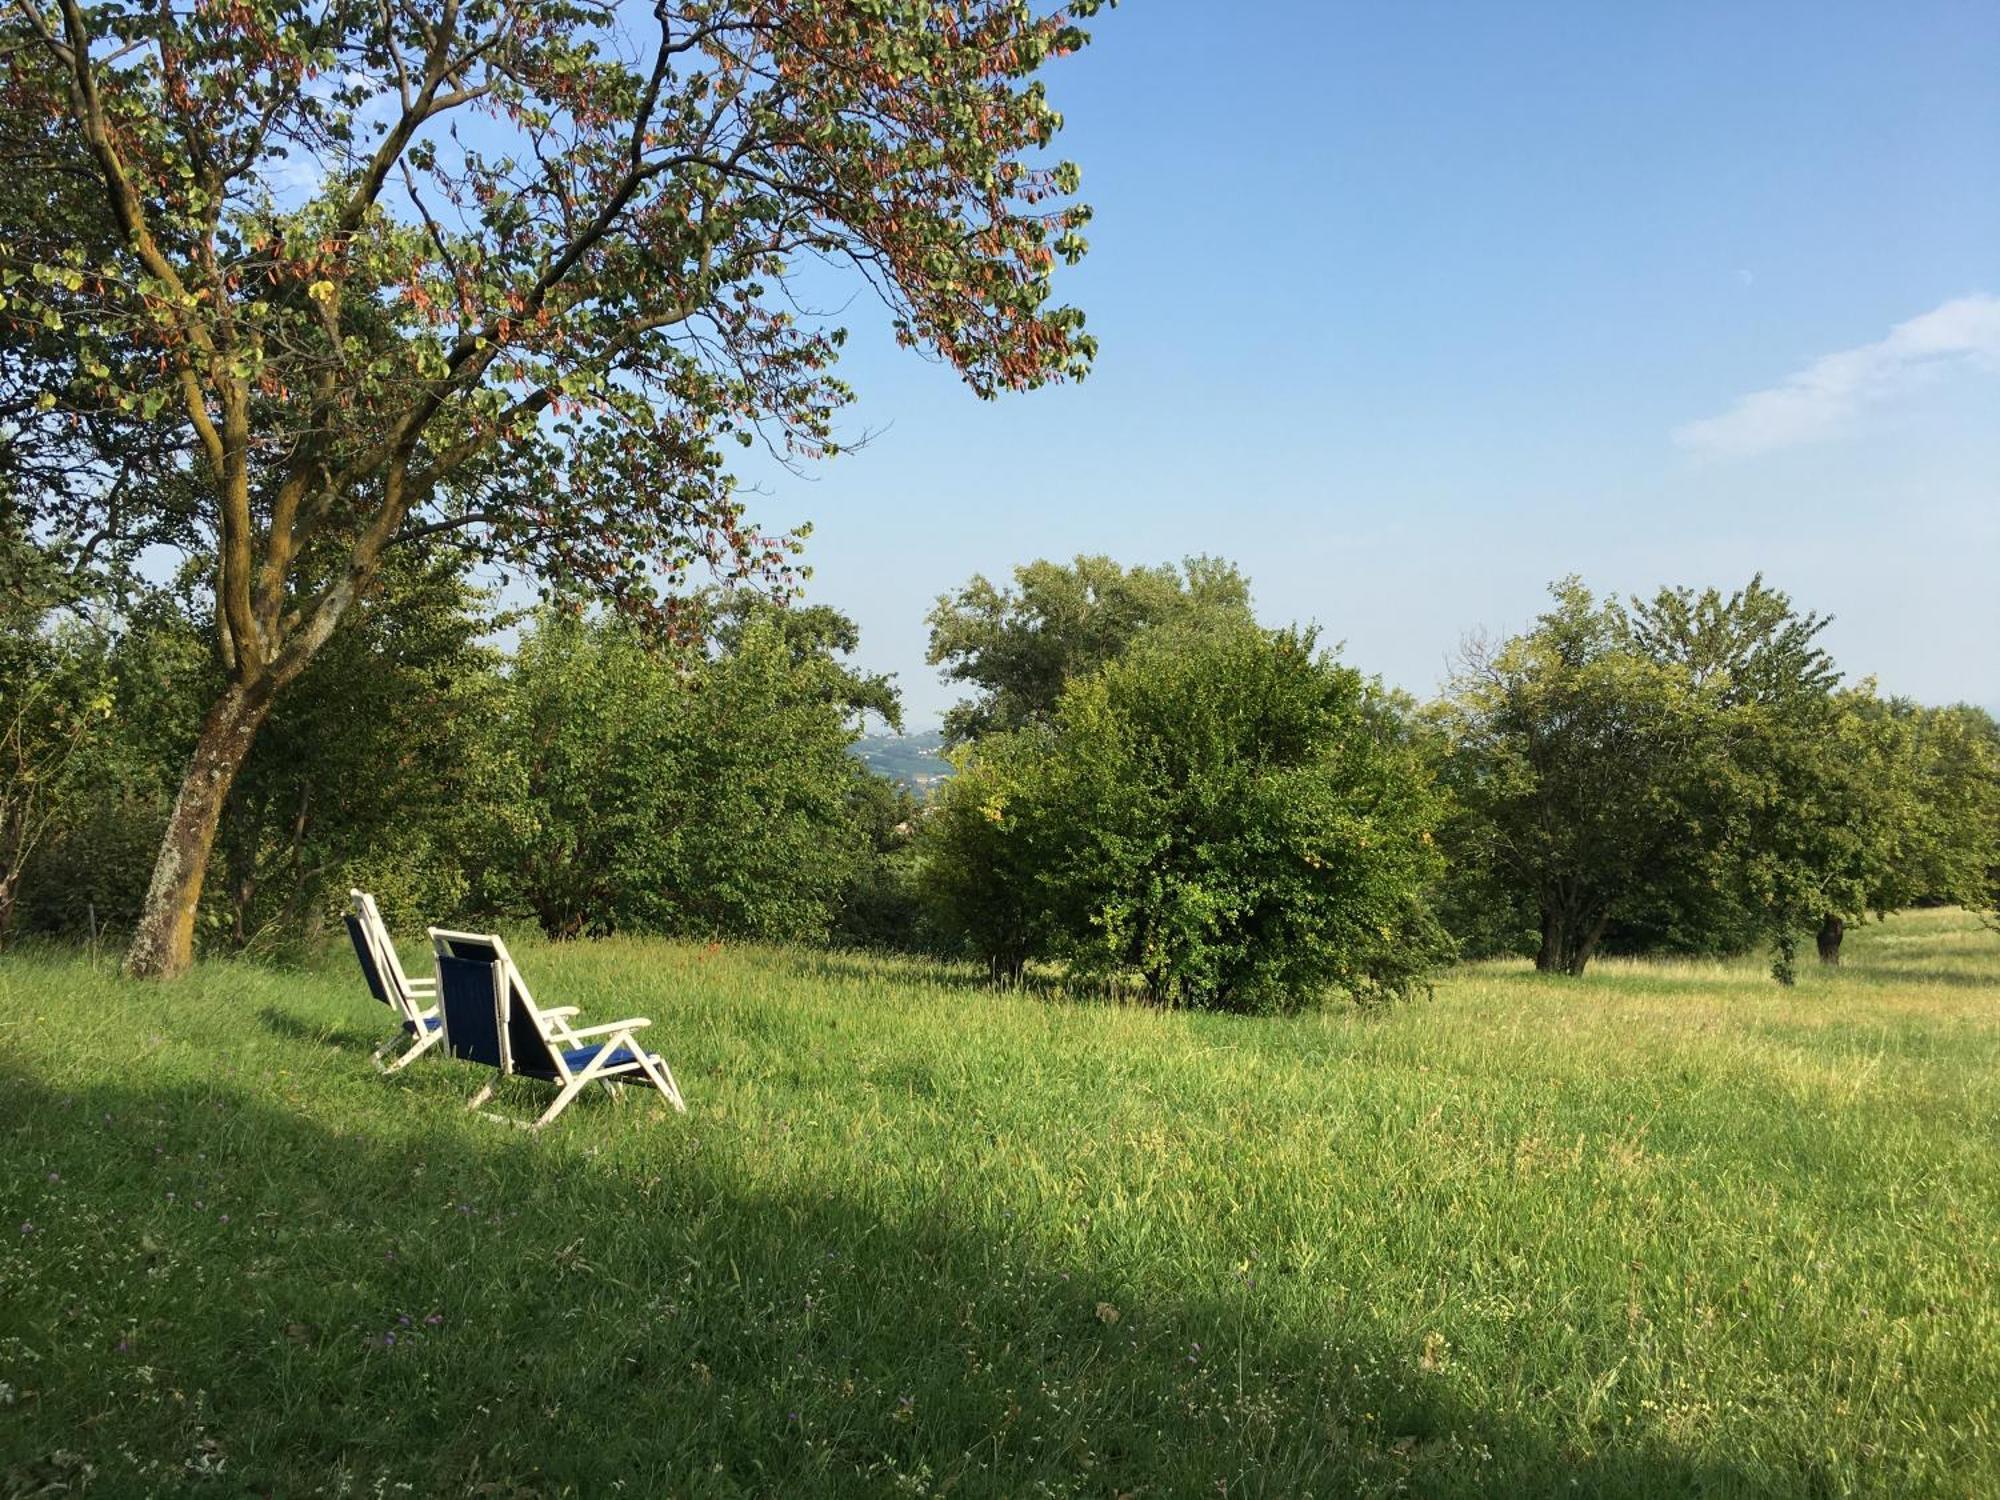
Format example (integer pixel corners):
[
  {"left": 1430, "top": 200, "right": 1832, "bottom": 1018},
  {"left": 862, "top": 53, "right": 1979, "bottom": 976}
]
[
  {"left": 1536, "top": 905, "right": 1608, "bottom": 976},
  {"left": 1566, "top": 912, "right": 1612, "bottom": 977},
  {"left": 123, "top": 680, "right": 277, "bottom": 979},
  {"left": 1816, "top": 914, "right": 1845, "bottom": 967},
  {"left": 1535, "top": 909, "right": 1564, "bottom": 972}
]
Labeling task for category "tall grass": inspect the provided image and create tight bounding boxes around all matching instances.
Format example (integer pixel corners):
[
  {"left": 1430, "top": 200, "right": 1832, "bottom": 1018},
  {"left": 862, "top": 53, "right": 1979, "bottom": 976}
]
[{"left": 3, "top": 908, "right": 1996, "bottom": 1497}]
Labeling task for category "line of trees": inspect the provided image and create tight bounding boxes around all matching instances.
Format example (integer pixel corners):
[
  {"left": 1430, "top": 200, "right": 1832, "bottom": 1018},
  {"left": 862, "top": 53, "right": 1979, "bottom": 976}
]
[
  {"left": 0, "top": 534, "right": 918, "bottom": 957},
  {"left": 3, "top": 544, "right": 1995, "bottom": 1006},
  {"left": 920, "top": 559, "right": 1998, "bottom": 999},
  {"left": 1429, "top": 577, "right": 1997, "bottom": 979}
]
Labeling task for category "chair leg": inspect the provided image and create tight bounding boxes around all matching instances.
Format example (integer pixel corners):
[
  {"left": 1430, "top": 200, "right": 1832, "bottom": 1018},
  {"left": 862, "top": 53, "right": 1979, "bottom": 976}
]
[
  {"left": 638, "top": 1053, "right": 688, "bottom": 1113},
  {"left": 533, "top": 1073, "right": 594, "bottom": 1130},
  {"left": 386, "top": 1027, "right": 443, "bottom": 1074},
  {"left": 466, "top": 1082, "right": 495, "bottom": 1112}
]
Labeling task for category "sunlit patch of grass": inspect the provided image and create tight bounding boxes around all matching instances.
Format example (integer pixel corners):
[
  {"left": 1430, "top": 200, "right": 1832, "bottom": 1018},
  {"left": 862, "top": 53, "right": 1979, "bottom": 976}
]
[{"left": 2, "top": 910, "right": 1997, "bottom": 1496}]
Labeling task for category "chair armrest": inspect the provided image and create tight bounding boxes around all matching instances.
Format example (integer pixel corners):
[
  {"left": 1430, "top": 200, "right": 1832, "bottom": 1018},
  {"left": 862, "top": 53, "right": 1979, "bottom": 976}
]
[
  {"left": 539, "top": 1006, "right": 585, "bottom": 1044},
  {"left": 565, "top": 1017, "right": 651, "bottom": 1039},
  {"left": 407, "top": 978, "right": 437, "bottom": 994}
]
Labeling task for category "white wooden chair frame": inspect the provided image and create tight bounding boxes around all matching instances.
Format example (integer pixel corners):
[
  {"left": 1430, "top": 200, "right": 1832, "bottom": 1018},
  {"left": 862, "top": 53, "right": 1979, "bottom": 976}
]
[
  {"left": 348, "top": 890, "right": 444, "bottom": 1073},
  {"left": 428, "top": 927, "right": 687, "bottom": 1128}
]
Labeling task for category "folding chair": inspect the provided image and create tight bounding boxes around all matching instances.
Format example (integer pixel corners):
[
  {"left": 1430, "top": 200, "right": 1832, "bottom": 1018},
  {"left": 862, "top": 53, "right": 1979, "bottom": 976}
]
[
  {"left": 343, "top": 890, "right": 443, "bottom": 1073},
  {"left": 429, "top": 927, "right": 687, "bottom": 1128}
]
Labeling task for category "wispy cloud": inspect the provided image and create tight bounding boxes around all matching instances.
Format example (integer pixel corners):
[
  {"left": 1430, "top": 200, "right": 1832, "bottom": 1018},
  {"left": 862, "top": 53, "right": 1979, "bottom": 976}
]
[{"left": 1674, "top": 294, "right": 2000, "bottom": 459}]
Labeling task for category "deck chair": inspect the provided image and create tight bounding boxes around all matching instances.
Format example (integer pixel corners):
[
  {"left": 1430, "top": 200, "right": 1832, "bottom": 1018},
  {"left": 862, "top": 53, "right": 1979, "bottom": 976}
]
[
  {"left": 343, "top": 890, "right": 443, "bottom": 1073},
  {"left": 429, "top": 927, "right": 687, "bottom": 1128}
]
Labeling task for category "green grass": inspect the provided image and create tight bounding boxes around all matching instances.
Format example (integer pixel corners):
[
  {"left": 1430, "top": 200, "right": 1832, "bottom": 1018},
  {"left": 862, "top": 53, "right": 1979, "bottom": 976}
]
[{"left": 3, "top": 908, "right": 1998, "bottom": 1498}]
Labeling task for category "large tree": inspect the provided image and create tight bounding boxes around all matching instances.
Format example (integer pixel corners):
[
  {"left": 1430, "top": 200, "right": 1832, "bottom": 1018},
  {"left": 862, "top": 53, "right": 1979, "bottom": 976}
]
[
  {"left": 1436, "top": 580, "right": 1729, "bottom": 976},
  {"left": 3, "top": 0, "right": 1105, "bottom": 976}
]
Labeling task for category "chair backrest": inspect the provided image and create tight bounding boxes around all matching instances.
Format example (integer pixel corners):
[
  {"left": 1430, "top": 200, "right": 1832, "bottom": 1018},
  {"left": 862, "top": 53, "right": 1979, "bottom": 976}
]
[
  {"left": 343, "top": 913, "right": 393, "bottom": 1007},
  {"left": 432, "top": 933, "right": 508, "bottom": 1071},
  {"left": 351, "top": 891, "right": 422, "bottom": 1013},
  {"left": 429, "top": 928, "right": 566, "bottom": 1080}
]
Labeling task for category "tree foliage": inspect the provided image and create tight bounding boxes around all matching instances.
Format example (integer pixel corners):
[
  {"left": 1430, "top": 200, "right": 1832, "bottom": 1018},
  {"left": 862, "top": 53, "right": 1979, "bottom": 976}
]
[
  {"left": 210, "top": 554, "right": 508, "bottom": 948},
  {"left": 493, "top": 604, "right": 894, "bottom": 943},
  {"left": 2, "top": 0, "right": 1106, "bottom": 974},
  {"left": 0, "top": 606, "right": 113, "bottom": 943},
  {"left": 927, "top": 553, "right": 1252, "bottom": 745}
]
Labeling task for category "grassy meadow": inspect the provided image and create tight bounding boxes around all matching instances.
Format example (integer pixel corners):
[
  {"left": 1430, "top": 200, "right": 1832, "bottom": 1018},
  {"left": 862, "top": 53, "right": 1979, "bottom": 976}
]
[{"left": 2, "top": 907, "right": 1997, "bottom": 1497}]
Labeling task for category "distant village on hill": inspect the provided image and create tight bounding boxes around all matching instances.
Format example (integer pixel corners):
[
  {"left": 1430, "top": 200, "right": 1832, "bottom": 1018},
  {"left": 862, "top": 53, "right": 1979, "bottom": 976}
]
[{"left": 849, "top": 729, "right": 952, "bottom": 793}]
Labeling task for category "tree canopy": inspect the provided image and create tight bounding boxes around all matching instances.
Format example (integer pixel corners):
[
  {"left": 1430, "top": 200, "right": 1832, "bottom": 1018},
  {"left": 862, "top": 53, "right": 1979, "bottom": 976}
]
[{"left": 927, "top": 553, "right": 1253, "bottom": 745}]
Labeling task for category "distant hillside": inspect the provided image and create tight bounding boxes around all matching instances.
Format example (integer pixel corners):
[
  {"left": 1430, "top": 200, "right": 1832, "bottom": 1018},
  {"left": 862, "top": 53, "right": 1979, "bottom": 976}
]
[{"left": 850, "top": 729, "right": 952, "bottom": 792}]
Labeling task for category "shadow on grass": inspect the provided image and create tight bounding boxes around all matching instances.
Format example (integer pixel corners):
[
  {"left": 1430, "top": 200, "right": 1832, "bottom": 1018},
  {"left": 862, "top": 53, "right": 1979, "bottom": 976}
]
[
  {"left": 258, "top": 1003, "right": 387, "bottom": 1056},
  {"left": 0, "top": 1065, "right": 1835, "bottom": 1500}
]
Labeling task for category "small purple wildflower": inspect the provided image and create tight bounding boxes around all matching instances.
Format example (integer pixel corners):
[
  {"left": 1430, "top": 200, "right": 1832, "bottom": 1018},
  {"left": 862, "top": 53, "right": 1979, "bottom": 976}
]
[
  {"left": 398, "top": 1314, "right": 413, "bottom": 1327},
  {"left": 424, "top": 1313, "right": 443, "bottom": 1327},
  {"left": 787, "top": 1411, "right": 800, "bottom": 1425},
  {"left": 46, "top": 1171, "right": 60, "bottom": 1183},
  {"left": 218, "top": 1214, "right": 229, "bottom": 1225},
  {"left": 19, "top": 1222, "right": 35, "bottom": 1235}
]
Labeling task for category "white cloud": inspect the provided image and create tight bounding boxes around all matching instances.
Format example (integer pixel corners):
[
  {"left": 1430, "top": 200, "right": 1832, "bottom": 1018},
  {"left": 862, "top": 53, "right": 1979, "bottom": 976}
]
[{"left": 1674, "top": 293, "right": 2000, "bottom": 460}]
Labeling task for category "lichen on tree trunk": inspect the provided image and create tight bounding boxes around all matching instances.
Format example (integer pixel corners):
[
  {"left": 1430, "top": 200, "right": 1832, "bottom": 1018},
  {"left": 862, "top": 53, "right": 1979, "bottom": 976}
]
[{"left": 123, "top": 682, "right": 276, "bottom": 978}]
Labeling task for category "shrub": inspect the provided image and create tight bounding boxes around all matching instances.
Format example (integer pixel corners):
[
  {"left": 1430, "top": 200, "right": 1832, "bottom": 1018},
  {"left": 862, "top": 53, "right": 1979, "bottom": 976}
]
[{"left": 924, "top": 625, "right": 1450, "bottom": 1010}]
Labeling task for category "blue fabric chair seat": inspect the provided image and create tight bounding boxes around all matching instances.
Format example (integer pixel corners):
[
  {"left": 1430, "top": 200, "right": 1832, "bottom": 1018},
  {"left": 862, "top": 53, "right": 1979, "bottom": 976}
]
[
  {"left": 499, "top": 1042, "right": 649, "bottom": 1083},
  {"left": 561, "top": 1042, "right": 647, "bottom": 1076}
]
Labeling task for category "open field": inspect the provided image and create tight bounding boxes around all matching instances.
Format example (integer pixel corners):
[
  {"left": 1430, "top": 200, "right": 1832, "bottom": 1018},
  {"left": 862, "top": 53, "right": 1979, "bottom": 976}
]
[{"left": 3, "top": 908, "right": 1997, "bottom": 1498}]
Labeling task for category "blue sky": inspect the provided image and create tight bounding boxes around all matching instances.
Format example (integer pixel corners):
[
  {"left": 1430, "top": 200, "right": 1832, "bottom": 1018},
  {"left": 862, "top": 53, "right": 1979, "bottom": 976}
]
[{"left": 740, "top": 0, "right": 2000, "bottom": 729}]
